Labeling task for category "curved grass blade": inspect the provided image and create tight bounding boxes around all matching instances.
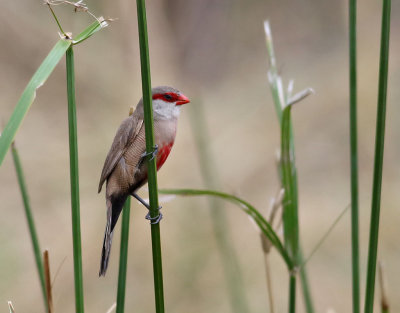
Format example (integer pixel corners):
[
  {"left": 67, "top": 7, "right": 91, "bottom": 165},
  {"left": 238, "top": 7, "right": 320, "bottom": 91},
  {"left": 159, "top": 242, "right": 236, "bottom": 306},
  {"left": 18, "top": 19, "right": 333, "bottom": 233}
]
[
  {"left": 364, "top": 0, "right": 391, "bottom": 311},
  {"left": 0, "top": 39, "right": 71, "bottom": 166},
  {"left": 11, "top": 143, "right": 47, "bottom": 309},
  {"left": 159, "top": 188, "right": 293, "bottom": 269}
]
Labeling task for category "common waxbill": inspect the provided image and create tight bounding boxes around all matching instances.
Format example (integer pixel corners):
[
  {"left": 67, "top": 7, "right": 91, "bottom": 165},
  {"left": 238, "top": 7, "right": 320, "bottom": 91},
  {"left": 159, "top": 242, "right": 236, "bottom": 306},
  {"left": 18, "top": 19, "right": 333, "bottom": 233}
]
[{"left": 98, "top": 86, "right": 190, "bottom": 276}]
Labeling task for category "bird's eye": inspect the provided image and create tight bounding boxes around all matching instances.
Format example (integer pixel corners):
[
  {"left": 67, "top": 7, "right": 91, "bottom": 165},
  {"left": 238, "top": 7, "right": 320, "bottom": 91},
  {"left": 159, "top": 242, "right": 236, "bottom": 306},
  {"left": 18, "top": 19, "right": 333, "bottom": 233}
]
[{"left": 164, "top": 94, "right": 173, "bottom": 101}]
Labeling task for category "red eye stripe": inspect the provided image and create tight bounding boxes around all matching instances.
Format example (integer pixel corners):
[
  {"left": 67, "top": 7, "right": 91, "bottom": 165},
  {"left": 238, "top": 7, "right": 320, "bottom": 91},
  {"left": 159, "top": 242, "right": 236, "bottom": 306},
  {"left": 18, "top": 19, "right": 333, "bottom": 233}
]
[{"left": 152, "top": 92, "right": 178, "bottom": 103}]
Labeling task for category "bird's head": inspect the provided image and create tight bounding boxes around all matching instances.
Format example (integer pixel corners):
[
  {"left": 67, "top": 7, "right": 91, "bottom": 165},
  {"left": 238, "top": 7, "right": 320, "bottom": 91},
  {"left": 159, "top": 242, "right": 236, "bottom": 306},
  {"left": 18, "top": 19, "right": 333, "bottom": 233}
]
[
  {"left": 136, "top": 86, "right": 190, "bottom": 120},
  {"left": 152, "top": 86, "right": 190, "bottom": 106}
]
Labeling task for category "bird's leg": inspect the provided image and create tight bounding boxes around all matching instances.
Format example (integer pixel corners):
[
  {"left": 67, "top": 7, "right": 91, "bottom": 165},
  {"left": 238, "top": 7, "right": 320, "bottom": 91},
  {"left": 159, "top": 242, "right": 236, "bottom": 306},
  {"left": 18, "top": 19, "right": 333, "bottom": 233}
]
[
  {"left": 131, "top": 192, "right": 163, "bottom": 224},
  {"left": 141, "top": 144, "right": 159, "bottom": 161}
]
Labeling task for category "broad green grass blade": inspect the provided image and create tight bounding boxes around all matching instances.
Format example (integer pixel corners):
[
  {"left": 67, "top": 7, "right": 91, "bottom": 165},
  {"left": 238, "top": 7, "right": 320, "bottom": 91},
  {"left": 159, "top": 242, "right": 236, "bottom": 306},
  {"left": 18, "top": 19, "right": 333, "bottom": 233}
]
[
  {"left": 281, "top": 105, "right": 299, "bottom": 263},
  {"left": 364, "top": 0, "right": 391, "bottom": 312},
  {"left": 116, "top": 198, "right": 131, "bottom": 313},
  {"left": 348, "top": 1, "right": 360, "bottom": 312},
  {"left": 11, "top": 143, "right": 47, "bottom": 310},
  {"left": 66, "top": 46, "right": 85, "bottom": 313},
  {"left": 0, "top": 39, "right": 71, "bottom": 166},
  {"left": 159, "top": 188, "right": 294, "bottom": 269},
  {"left": 136, "top": 0, "right": 165, "bottom": 312},
  {"left": 281, "top": 104, "right": 299, "bottom": 313}
]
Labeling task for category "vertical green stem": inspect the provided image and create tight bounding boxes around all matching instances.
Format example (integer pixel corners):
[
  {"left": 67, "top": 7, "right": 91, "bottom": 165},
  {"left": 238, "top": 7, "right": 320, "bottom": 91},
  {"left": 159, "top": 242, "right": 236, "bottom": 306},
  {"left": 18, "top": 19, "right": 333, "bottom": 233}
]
[
  {"left": 364, "top": 0, "right": 391, "bottom": 312},
  {"left": 289, "top": 274, "right": 296, "bottom": 313},
  {"left": 136, "top": 1, "right": 164, "bottom": 312},
  {"left": 349, "top": 1, "right": 360, "bottom": 313},
  {"left": 116, "top": 198, "right": 131, "bottom": 313},
  {"left": 11, "top": 143, "right": 47, "bottom": 309},
  {"left": 265, "top": 21, "right": 313, "bottom": 313},
  {"left": 66, "top": 46, "right": 85, "bottom": 313}
]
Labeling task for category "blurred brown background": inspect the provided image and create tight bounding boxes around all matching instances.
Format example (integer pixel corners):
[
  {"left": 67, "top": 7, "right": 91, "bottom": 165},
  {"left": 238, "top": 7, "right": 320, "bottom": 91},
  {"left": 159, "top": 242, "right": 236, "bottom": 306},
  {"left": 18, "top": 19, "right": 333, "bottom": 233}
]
[{"left": 1, "top": 0, "right": 400, "bottom": 312}]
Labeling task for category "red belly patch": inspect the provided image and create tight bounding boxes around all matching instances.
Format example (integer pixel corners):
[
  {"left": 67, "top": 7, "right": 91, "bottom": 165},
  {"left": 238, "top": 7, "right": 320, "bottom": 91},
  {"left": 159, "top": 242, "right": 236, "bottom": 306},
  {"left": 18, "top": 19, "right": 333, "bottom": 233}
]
[{"left": 156, "top": 142, "right": 174, "bottom": 170}]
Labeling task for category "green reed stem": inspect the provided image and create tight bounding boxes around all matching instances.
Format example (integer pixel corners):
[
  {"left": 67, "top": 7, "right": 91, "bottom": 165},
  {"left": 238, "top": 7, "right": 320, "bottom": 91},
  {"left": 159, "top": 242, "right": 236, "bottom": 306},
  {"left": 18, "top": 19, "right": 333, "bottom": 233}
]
[
  {"left": 136, "top": 0, "right": 164, "bottom": 312},
  {"left": 11, "top": 143, "right": 47, "bottom": 309},
  {"left": 289, "top": 274, "right": 296, "bottom": 313},
  {"left": 349, "top": 1, "right": 360, "bottom": 312},
  {"left": 364, "top": 1, "right": 391, "bottom": 312},
  {"left": 116, "top": 197, "right": 131, "bottom": 313},
  {"left": 66, "top": 46, "right": 85, "bottom": 313}
]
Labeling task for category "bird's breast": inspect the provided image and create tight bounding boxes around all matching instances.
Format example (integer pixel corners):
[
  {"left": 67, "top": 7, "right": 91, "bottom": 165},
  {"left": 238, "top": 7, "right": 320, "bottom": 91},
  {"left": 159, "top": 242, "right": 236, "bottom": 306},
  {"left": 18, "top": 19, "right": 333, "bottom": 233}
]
[
  {"left": 156, "top": 142, "right": 174, "bottom": 170},
  {"left": 153, "top": 118, "right": 177, "bottom": 170}
]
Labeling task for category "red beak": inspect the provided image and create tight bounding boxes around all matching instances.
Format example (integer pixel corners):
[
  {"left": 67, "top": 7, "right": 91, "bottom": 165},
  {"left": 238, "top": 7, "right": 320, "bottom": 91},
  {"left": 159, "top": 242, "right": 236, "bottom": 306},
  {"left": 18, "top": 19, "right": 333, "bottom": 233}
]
[{"left": 176, "top": 94, "right": 190, "bottom": 106}]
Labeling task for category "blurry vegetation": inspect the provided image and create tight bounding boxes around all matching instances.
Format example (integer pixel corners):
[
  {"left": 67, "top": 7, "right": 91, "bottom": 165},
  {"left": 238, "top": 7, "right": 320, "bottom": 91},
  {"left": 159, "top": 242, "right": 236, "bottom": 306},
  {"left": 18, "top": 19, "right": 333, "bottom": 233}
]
[{"left": 0, "top": 0, "right": 399, "bottom": 313}]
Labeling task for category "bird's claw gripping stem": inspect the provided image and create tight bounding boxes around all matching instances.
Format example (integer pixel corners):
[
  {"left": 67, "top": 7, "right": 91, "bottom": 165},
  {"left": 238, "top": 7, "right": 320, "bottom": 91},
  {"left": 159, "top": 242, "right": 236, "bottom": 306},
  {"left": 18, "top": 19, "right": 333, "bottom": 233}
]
[
  {"left": 145, "top": 209, "right": 163, "bottom": 224},
  {"left": 132, "top": 193, "right": 163, "bottom": 224},
  {"left": 141, "top": 144, "right": 158, "bottom": 162}
]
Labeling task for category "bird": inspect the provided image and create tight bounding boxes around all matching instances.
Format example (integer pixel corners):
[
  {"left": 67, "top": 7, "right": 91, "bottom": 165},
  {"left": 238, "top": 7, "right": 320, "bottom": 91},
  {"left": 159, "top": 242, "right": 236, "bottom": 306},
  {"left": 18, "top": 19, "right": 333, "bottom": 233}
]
[{"left": 98, "top": 86, "right": 190, "bottom": 276}]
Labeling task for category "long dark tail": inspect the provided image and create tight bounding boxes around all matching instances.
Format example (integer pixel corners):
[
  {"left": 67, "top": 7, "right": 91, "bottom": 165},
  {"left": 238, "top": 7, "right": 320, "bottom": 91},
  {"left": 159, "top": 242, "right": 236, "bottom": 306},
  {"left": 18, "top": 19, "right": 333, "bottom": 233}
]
[{"left": 99, "top": 195, "right": 127, "bottom": 276}]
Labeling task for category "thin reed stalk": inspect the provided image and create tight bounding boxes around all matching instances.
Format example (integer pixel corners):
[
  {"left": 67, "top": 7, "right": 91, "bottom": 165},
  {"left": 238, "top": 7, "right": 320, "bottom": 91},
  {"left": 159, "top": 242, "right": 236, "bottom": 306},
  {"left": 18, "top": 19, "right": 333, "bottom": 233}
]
[
  {"left": 364, "top": 0, "right": 391, "bottom": 312},
  {"left": 11, "top": 143, "right": 47, "bottom": 309},
  {"left": 348, "top": 1, "right": 360, "bottom": 312},
  {"left": 66, "top": 46, "right": 85, "bottom": 313},
  {"left": 136, "top": 0, "right": 164, "bottom": 311},
  {"left": 189, "top": 101, "right": 250, "bottom": 313},
  {"left": 263, "top": 253, "right": 275, "bottom": 313},
  {"left": 116, "top": 197, "right": 131, "bottom": 313},
  {"left": 298, "top": 248, "right": 313, "bottom": 313}
]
